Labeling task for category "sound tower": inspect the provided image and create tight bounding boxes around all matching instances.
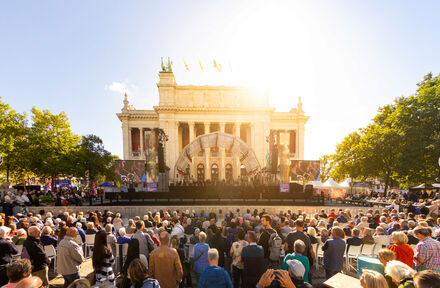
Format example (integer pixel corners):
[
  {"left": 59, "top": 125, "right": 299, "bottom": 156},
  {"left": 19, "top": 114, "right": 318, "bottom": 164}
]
[
  {"left": 158, "top": 143, "right": 165, "bottom": 173},
  {"left": 305, "top": 184, "right": 313, "bottom": 198},
  {"left": 271, "top": 147, "right": 278, "bottom": 174}
]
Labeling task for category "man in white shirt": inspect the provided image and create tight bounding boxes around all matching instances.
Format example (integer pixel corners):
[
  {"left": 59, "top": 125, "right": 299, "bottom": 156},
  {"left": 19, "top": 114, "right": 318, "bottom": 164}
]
[{"left": 171, "top": 217, "right": 185, "bottom": 240}]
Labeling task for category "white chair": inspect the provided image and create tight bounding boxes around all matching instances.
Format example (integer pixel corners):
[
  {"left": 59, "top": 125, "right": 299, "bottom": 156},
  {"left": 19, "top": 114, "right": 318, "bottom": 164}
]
[
  {"left": 316, "top": 243, "right": 324, "bottom": 270},
  {"left": 361, "top": 244, "right": 376, "bottom": 257},
  {"left": 85, "top": 234, "right": 95, "bottom": 257},
  {"left": 346, "top": 245, "right": 362, "bottom": 272},
  {"left": 44, "top": 245, "right": 57, "bottom": 273}
]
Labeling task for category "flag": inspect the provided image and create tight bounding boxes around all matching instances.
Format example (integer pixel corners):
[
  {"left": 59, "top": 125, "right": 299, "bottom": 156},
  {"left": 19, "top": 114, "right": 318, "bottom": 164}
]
[
  {"left": 184, "top": 60, "right": 190, "bottom": 71},
  {"left": 198, "top": 60, "right": 204, "bottom": 71},
  {"left": 213, "top": 60, "right": 222, "bottom": 72}
]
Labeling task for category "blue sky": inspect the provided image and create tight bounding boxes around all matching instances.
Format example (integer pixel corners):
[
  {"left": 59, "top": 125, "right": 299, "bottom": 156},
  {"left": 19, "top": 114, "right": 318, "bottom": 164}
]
[{"left": 1, "top": 1, "right": 439, "bottom": 160}]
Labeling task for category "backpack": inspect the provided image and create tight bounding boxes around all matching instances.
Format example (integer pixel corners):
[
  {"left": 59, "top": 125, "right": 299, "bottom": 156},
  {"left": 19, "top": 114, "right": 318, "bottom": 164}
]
[{"left": 268, "top": 230, "right": 282, "bottom": 261}]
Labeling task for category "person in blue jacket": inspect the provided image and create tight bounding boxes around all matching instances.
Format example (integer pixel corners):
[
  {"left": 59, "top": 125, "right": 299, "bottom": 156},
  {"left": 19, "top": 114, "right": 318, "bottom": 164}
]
[{"left": 198, "top": 248, "right": 233, "bottom": 288}]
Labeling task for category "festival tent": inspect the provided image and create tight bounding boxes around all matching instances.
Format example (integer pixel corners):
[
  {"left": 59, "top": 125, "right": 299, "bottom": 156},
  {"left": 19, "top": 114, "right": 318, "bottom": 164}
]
[
  {"left": 99, "top": 182, "right": 115, "bottom": 187},
  {"left": 411, "top": 183, "right": 434, "bottom": 189},
  {"left": 433, "top": 183, "right": 440, "bottom": 188},
  {"left": 322, "top": 178, "right": 341, "bottom": 188},
  {"left": 309, "top": 180, "right": 325, "bottom": 187},
  {"left": 339, "top": 179, "right": 351, "bottom": 188}
]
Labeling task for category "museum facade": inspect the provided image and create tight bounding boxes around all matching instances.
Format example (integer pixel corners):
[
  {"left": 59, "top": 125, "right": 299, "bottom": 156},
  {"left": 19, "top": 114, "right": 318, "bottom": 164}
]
[{"left": 117, "top": 71, "right": 309, "bottom": 183}]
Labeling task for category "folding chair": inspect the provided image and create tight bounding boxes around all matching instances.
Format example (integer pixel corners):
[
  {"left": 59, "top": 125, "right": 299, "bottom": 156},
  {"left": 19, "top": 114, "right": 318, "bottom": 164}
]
[{"left": 44, "top": 245, "right": 57, "bottom": 273}]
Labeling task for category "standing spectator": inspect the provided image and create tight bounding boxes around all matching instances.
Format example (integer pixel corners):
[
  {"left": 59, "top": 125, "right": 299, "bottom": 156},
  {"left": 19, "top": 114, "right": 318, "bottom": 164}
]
[
  {"left": 57, "top": 228, "right": 84, "bottom": 288},
  {"left": 360, "top": 270, "right": 388, "bottom": 288},
  {"left": 385, "top": 260, "right": 416, "bottom": 288},
  {"left": 208, "top": 226, "right": 227, "bottom": 268},
  {"left": 283, "top": 219, "right": 315, "bottom": 280},
  {"left": 413, "top": 227, "right": 440, "bottom": 272},
  {"left": 322, "top": 226, "right": 346, "bottom": 280},
  {"left": 126, "top": 219, "right": 137, "bottom": 234},
  {"left": 2, "top": 259, "right": 32, "bottom": 288},
  {"left": 171, "top": 236, "right": 187, "bottom": 288},
  {"left": 388, "top": 231, "right": 414, "bottom": 268},
  {"left": 23, "top": 226, "right": 49, "bottom": 287},
  {"left": 128, "top": 259, "right": 160, "bottom": 288},
  {"left": 191, "top": 228, "right": 201, "bottom": 244},
  {"left": 230, "top": 227, "right": 248, "bottom": 288},
  {"left": 0, "top": 226, "right": 19, "bottom": 286},
  {"left": 197, "top": 248, "right": 233, "bottom": 288},
  {"left": 132, "top": 221, "right": 156, "bottom": 260},
  {"left": 105, "top": 224, "right": 117, "bottom": 257},
  {"left": 148, "top": 231, "right": 183, "bottom": 288},
  {"left": 121, "top": 239, "right": 145, "bottom": 288},
  {"left": 193, "top": 232, "right": 210, "bottom": 281},
  {"left": 92, "top": 230, "right": 115, "bottom": 285},
  {"left": 377, "top": 249, "right": 398, "bottom": 288},
  {"left": 241, "top": 231, "right": 264, "bottom": 288},
  {"left": 171, "top": 217, "right": 185, "bottom": 240},
  {"left": 257, "top": 214, "right": 276, "bottom": 267},
  {"left": 280, "top": 240, "right": 310, "bottom": 283},
  {"left": 413, "top": 270, "right": 440, "bottom": 288}
]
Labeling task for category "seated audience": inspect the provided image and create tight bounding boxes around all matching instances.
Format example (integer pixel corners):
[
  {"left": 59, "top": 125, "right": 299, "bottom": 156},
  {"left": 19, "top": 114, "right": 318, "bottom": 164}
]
[{"left": 388, "top": 231, "right": 414, "bottom": 268}]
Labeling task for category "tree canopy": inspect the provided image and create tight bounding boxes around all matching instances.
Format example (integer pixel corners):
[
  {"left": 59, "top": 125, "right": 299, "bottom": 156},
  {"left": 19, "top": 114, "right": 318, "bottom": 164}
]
[
  {"left": 327, "top": 73, "right": 440, "bottom": 191},
  {"left": 0, "top": 97, "right": 117, "bottom": 186}
]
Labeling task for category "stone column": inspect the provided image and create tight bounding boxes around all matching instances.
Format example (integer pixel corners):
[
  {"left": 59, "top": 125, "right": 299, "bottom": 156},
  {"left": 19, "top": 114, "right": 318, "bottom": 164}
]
[
  {"left": 188, "top": 122, "right": 195, "bottom": 178},
  {"left": 189, "top": 122, "right": 195, "bottom": 143},
  {"left": 140, "top": 128, "right": 144, "bottom": 157},
  {"left": 204, "top": 122, "right": 210, "bottom": 135},
  {"left": 122, "top": 121, "right": 130, "bottom": 159},
  {"left": 235, "top": 122, "right": 240, "bottom": 139},
  {"left": 298, "top": 122, "right": 305, "bottom": 160},
  {"left": 205, "top": 147, "right": 211, "bottom": 181},
  {"left": 219, "top": 122, "right": 226, "bottom": 180}
]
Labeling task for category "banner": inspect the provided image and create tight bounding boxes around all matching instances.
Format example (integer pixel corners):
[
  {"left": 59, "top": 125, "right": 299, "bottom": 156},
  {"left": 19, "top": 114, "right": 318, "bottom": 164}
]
[
  {"left": 115, "top": 160, "right": 145, "bottom": 185},
  {"left": 280, "top": 183, "right": 290, "bottom": 193},
  {"left": 290, "top": 160, "right": 320, "bottom": 182},
  {"left": 144, "top": 130, "right": 158, "bottom": 182}
]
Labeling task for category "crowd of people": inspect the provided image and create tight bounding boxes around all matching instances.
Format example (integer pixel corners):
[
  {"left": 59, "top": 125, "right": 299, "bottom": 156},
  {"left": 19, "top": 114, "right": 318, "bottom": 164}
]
[{"left": 0, "top": 204, "right": 440, "bottom": 288}]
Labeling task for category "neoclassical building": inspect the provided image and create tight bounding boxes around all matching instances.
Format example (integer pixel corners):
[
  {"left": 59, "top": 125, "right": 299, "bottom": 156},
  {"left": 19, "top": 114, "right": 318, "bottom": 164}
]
[{"left": 117, "top": 71, "right": 309, "bottom": 183}]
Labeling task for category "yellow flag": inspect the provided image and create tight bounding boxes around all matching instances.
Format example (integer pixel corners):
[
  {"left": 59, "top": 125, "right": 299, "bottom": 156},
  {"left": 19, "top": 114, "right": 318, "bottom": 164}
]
[
  {"left": 184, "top": 60, "right": 190, "bottom": 71},
  {"left": 213, "top": 60, "right": 222, "bottom": 72},
  {"left": 198, "top": 60, "right": 204, "bottom": 71}
]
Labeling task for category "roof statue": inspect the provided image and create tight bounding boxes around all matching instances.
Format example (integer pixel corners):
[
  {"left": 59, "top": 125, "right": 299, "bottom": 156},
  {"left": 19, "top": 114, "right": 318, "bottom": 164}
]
[
  {"left": 160, "top": 57, "right": 173, "bottom": 72},
  {"left": 297, "top": 96, "right": 304, "bottom": 114},
  {"left": 122, "top": 93, "right": 129, "bottom": 112}
]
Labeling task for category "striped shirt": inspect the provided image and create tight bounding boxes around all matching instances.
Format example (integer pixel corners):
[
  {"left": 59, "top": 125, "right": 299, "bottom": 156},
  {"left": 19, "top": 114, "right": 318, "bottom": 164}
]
[
  {"left": 95, "top": 251, "right": 115, "bottom": 284},
  {"left": 415, "top": 237, "right": 440, "bottom": 272}
]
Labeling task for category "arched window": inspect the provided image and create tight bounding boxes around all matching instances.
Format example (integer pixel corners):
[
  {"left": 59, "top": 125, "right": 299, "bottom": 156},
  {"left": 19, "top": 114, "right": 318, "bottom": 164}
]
[
  {"left": 240, "top": 164, "right": 247, "bottom": 177},
  {"left": 211, "top": 164, "right": 219, "bottom": 182},
  {"left": 225, "top": 164, "right": 233, "bottom": 182},
  {"left": 197, "top": 164, "right": 205, "bottom": 181}
]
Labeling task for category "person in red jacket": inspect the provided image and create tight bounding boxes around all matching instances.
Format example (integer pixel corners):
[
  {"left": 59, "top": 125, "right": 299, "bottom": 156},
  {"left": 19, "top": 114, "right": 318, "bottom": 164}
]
[{"left": 388, "top": 231, "right": 414, "bottom": 268}]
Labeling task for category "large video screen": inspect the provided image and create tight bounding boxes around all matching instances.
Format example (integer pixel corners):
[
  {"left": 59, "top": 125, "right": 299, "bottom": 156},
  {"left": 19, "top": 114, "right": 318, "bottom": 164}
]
[
  {"left": 290, "top": 160, "right": 320, "bottom": 181},
  {"left": 115, "top": 160, "right": 145, "bottom": 185}
]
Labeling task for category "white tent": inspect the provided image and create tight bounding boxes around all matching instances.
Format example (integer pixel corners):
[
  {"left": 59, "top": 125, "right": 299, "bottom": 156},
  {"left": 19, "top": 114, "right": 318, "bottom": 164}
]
[
  {"left": 322, "top": 178, "right": 341, "bottom": 188},
  {"left": 339, "top": 179, "right": 351, "bottom": 187},
  {"left": 309, "top": 180, "right": 325, "bottom": 187}
]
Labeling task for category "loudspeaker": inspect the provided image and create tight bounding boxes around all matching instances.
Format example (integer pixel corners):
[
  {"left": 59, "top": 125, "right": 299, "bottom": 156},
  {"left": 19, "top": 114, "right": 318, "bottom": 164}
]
[
  {"left": 158, "top": 143, "right": 165, "bottom": 173},
  {"left": 305, "top": 184, "right": 313, "bottom": 196}
]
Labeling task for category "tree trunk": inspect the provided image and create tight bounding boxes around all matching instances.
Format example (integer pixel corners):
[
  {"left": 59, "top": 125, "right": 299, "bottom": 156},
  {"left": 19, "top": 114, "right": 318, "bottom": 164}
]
[
  {"left": 384, "top": 173, "right": 390, "bottom": 195},
  {"left": 6, "top": 163, "right": 10, "bottom": 183}
]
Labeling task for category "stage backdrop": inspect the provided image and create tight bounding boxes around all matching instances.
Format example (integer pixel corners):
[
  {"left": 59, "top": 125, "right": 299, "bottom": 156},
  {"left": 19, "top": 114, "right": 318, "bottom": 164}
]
[
  {"left": 290, "top": 160, "right": 320, "bottom": 182},
  {"left": 115, "top": 160, "right": 145, "bottom": 185}
]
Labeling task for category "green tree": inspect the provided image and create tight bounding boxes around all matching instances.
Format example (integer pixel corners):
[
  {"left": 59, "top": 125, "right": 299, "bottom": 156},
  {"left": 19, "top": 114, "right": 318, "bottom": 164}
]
[
  {"left": 319, "top": 154, "right": 334, "bottom": 182},
  {"left": 0, "top": 97, "right": 29, "bottom": 182},
  {"left": 330, "top": 131, "right": 364, "bottom": 182},
  {"left": 26, "top": 107, "right": 79, "bottom": 188},
  {"left": 69, "top": 134, "right": 116, "bottom": 184}
]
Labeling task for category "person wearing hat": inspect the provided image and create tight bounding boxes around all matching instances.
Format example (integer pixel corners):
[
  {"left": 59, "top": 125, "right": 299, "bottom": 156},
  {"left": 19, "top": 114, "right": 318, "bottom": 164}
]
[
  {"left": 285, "top": 259, "right": 313, "bottom": 288},
  {"left": 0, "top": 226, "right": 19, "bottom": 286}
]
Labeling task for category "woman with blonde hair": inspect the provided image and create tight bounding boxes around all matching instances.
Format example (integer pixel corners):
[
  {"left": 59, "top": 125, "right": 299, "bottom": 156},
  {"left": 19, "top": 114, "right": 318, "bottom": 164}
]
[
  {"left": 388, "top": 231, "right": 414, "bottom": 268},
  {"left": 385, "top": 260, "right": 415, "bottom": 288},
  {"left": 307, "top": 227, "right": 318, "bottom": 244},
  {"left": 377, "top": 249, "right": 397, "bottom": 288},
  {"left": 360, "top": 270, "right": 388, "bottom": 288}
]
